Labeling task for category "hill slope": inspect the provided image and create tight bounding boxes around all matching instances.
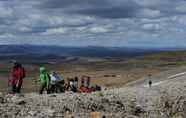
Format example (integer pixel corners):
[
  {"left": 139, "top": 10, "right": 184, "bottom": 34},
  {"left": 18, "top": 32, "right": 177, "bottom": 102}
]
[
  {"left": 0, "top": 74, "right": 186, "bottom": 118},
  {"left": 0, "top": 44, "right": 174, "bottom": 58}
]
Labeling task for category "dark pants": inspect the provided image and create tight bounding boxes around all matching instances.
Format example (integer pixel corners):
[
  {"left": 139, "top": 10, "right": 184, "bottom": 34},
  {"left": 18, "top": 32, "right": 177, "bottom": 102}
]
[
  {"left": 39, "top": 83, "right": 49, "bottom": 94},
  {"left": 12, "top": 84, "right": 21, "bottom": 94},
  {"left": 50, "top": 81, "right": 65, "bottom": 93},
  {"left": 50, "top": 84, "right": 57, "bottom": 93}
]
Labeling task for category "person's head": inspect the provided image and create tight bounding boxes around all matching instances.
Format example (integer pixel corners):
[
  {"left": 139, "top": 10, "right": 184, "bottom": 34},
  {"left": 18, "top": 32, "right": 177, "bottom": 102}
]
[
  {"left": 75, "top": 76, "right": 78, "bottom": 81},
  {"left": 40, "top": 66, "right": 46, "bottom": 74},
  {"left": 70, "top": 78, "right": 74, "bottom": 82},
  {"left": 53, "top": 71, "right": 58, "bottom": 75},
  {"left": 87, "top": 76, "right": 90, "bottom": 81},
  {"left": 13, "top": 62, "right": 22, "bottom": 68}
]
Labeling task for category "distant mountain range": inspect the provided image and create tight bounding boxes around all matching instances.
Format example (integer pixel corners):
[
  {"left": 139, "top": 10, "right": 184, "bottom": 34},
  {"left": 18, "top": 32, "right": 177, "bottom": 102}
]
[{"left": 0, "top": 44, "right": 185, "bottom": 63}]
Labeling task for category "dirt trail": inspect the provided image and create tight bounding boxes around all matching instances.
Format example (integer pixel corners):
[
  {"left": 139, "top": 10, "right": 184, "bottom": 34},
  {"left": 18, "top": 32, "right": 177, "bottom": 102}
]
[{"left": 126, "top": 66, "right": 186, "bottom": 87}]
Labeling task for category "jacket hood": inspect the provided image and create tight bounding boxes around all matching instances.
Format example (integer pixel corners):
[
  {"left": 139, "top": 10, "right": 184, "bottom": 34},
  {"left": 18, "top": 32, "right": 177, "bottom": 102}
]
[{"left": 40, "top": 67, "right": 46, "bottom": 73}]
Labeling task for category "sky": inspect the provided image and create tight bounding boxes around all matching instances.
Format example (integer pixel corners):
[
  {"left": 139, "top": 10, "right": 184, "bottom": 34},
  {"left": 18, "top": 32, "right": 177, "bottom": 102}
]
[{"left": 0, "top": 0, "right": 186, "bottom": 48}]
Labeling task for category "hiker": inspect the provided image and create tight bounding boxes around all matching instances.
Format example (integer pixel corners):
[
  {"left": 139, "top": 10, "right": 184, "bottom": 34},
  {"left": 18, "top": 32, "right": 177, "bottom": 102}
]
[
  {"left": 95, "top": 85, "right": 101, "bottom": 91},
  {"left": 67, "top": 78, "right": 77, "bottom": 92},
  {"left": 81, "top": 77, "right": 85, "bottom": 87},
  {"left": 10, "top": 62, "right": 25, "bottom": 94},
  {"left": 49, "top": 71, "right": 64, "bottom": 93},
  {"left": 74, "top": 76, "right": 79, "bottom": 89},
  {"left": 148, "top": 74, "right": 152, "bottom": 88},
  {"left": 149, "top": 80, "right": 152, "bottom": 87},
  {"left": 78, "top": 76, "right": 91, "bottom": 93},
  {"left": 79, "top": 84, "right": 88, "bottom": 93},
  {"left": 86, "top": 76, "right": 91, "bottom": 88},
  {"left": 38, "top": 67, "right": 50, "bottom": 94}
]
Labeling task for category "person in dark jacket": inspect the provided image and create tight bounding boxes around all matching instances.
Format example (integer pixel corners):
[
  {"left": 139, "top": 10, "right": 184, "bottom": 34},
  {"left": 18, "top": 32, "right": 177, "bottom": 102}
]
[
  {"left": 148, "top": 74, "right": 152, "bottom": 88},
  {"left": 9, "top": 62, "right": 25, "bottom": 94},
  {"left": 149, "top": 80, "right": 152, "bottom": 88}
]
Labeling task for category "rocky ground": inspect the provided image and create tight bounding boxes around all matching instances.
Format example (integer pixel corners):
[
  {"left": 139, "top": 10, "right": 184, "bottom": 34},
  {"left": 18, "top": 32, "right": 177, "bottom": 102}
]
[{"left": 0, "top": 75, "right": 186, "bottom": 118}]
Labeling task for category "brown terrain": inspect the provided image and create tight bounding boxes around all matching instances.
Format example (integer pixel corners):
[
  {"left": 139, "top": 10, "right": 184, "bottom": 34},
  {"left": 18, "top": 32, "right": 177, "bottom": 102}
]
[
  {"left": 0, "top": 51, "right": 186, "bottom": 93},
  {"left": 0, "top": 51, "right": 186, "bottom": 118}
]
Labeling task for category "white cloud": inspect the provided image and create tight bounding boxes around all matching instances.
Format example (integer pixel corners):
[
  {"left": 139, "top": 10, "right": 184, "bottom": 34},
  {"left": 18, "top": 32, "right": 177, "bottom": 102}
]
[
  {"left": 48, "top": 16, "right": 64, "bottom": 26},
  {"left": 142, "top": 23, "right": 160, "bottom": 30},
  {"left": 89, "top": 26, "right": 109, "bottom": 33},
  {"left": 76, "top": 26, "right": 87, "bottom": 31},
  {"left": 41, "top": 27, "right": 67, "bottom": 35},
  {"left": 0, "top": 0, "right": 186, "bottom": 47},
  {"left": 0, "top": 3, "right": 13, "bottom": 18},
  {"left": 138, "top": 9, "right": 161, "bottom": 18},
  {"left": 176, "top": 2, "right": 186, "bottom": 13},
  {"left": 134, "top": 0, "right": 170, "bottom": 7},
  {"left": 16, "top": 18, "right": 32, "bottom": 27},
  {"left": 0, "top": 33, "right": 15, "bottom": 39},
  {"left": 171, "top": 15, "right": 186, "bottom": 26},
  {"left": 18, "top": 27, "right": 32, "bottom": 32},
  {"left": 48, "top": 15, "right": 95, "bottom": 26}
]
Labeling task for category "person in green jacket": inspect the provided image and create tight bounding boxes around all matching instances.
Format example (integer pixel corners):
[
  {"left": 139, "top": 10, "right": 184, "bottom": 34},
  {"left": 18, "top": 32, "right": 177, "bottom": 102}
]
[{"left": 38, "top": 66, "right": 50, "bottom": 94}]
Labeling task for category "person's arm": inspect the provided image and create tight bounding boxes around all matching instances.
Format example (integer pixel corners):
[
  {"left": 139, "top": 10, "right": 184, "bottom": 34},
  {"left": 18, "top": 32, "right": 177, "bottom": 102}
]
[{"left": 38, "top": 74, "right": 41, "bottom": 83}]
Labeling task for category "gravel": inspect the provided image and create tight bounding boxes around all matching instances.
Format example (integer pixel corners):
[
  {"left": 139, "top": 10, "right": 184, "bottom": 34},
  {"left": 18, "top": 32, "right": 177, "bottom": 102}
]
[{"left": 0, "top": 79, "right": 186, "bottom": 118}]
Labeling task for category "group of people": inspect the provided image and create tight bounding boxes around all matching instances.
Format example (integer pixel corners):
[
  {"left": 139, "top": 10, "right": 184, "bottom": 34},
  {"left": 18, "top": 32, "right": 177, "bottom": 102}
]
[
  {"left": 66, "top": 76, "right": 101, "bottom": 93},
  {"left": 8, "top": 62, "right": 101, "bottom": 94}
]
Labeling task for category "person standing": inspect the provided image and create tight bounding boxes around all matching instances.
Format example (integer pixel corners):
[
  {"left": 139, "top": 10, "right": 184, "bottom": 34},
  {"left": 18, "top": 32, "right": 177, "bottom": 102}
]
[
  {"left": 38, "top": 66, "right": 50, "bottom": 94},
  {"left": 148, "top": 74, "right": 152, "bottom": 88},
  {"left": 10, "top": 62, "right": 25, "bottom": 94}
]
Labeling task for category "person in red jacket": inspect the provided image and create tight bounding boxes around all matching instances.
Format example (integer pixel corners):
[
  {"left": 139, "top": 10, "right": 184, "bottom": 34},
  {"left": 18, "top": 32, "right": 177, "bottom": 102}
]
[{"left": 10, "top": 62, "right": 25, "bottom": 94}]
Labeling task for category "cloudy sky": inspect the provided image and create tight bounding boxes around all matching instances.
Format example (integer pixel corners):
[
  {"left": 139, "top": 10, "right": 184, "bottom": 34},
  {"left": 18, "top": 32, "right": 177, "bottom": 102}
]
[{"left": 0, "top": 0, "right": 186, "bottom": 48}]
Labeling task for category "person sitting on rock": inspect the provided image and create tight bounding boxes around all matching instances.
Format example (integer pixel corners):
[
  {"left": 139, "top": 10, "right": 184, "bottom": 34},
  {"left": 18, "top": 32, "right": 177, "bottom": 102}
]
[
  {"left": 67, "top": 79, "right": 77, "bottom": 92},
  {"left": 79, "top": 76, "right": 94, "bottom": 93},
  {"left": 74, "top": 76, "right": 79, "bottom": 89},
  {"left": 38, "top": 66, "right": 50, "bottom": 94},
  {"left": 79, "top": 84, "right": 88, "bottom": 93}
]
